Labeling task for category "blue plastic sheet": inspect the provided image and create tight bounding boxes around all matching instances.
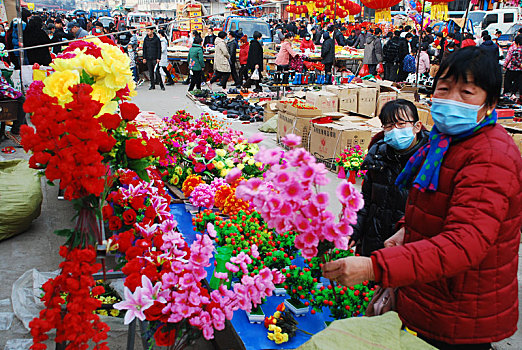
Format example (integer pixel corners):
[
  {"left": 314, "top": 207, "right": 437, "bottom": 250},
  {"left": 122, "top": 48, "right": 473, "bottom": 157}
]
[{"left": 170, "top": 201, "right": 338, "bottom": 350}]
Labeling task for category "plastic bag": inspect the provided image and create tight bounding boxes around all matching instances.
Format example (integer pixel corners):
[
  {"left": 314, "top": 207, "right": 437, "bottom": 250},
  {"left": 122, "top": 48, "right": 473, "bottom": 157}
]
[
  {"left": 359, "top": 64, "right": 369, "bottom": 77},
  {"left": 250, "top": 68, "right": 260, "bottom": 81},
  {"left": 258, "top": 115, "right": 278, "bottom": 133},
  {"left": 377, "top": 62, "right": 384, "bottom": 74},
  {"left": 0, "top": 160, "right": 42, "bottom": 241}
]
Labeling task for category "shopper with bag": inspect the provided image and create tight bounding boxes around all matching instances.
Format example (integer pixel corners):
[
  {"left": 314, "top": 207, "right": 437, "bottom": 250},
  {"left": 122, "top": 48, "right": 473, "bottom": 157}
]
[
  {"left": 503, "top": 35, "right": 522, "bottom": 102},
  {"left": 209, "top": 31, "right": 231, "bottom": 90},
  {"left": 323, "top": 46, "right": 522, "bottom": 349},
  {"left": 362, "top": 28, "right": 383, "bottom": 76},
  {"left": 245, "top": 31, "right": 264, "bottom": 92},
  {"left": 275, "top": 33, "right": 298, "bottom": 71},
  {"left": 187, "top": 36, "right": 205, "bottom": 92},
  {"left": 349, "top": 99, "right": 429, "bottom": 256}
]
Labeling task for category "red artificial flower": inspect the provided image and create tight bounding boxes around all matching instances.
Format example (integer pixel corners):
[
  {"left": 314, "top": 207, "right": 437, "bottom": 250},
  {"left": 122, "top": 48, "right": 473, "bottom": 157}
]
[
  {"left": 207, "top": 163, "right": 215, "bottom": 171},
  {"left": 120, "top": 102, "right": 140, "bottom": 121},
  {"left": 115, "top": 229, "right": 135, "bottom": 252},
  {"left": 122, "top": 209, "right": 137, "bottom": 226},
  {"left": 144, "top": 206, "right": 156, "bottom": 220},
  {"left": 123, "top": 272, "right": 142, "bottom": 291},
  {"left": 194, "top": 162, "right": 206, "bottom": 173},
  {"left": 144, "top": 302, "right": 166, "bottom": 321},
  {"left": 102, "top": 205, "right": 114, "bottom": 220},
  {"left": 64, "top": 41, "right": 102, "bottom": 58},
  {"left": 108, "top": 216, "right": 122, "bottom": 231},
  {"left": 147, "top": 138, "right": 167, "bottom": 158},
  {"left": 98, "top": 133, "right": 117, "bottom": 153},
  {"left": 130, "top": 196, "right": 146, "bottom": 211},
  {"left": 126, "top": 124, "right": 138, "bottom": 133},
  {"left": 98, "top": 113, "right": 122, "bottom": 130},
  {"left": 125, "top": 139, "right": 151, "bottom": 159},
  {"left": 115, "top": 85, "right": 131, "bottom": 100},
  {"left": 154, "top": 325, "right": 177, "bottom": 346}
]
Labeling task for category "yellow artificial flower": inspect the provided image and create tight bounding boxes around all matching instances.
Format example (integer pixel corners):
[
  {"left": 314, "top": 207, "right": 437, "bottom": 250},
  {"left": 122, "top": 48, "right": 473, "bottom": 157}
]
[
  {"left": 248, "top": 159, "right": 255, "bottom": 166},
  {"left": 110, "top": 309, "right": 120, "bottom": 317},
  {"left": 225, "top": 159, "right": 234, "bottom": 168},
  {"left": 237, "top": 163, "right": 245, "bottom": 170},
  {"left": 43, "top": 70, "right": 80, "bottom": 105},
  {"left": 216, "top": 161, "right": 225, "bottom": 170},
  {"left": 243, "top": 156, "right": 250, "bottom": 163},
  {"left": 91, "top": 82, "right": 116, "bottom": 105},
  {"left": 274, "top": 311, "right": 281, "bottom": 319},
  {"left": 255, "top": 162, "right": 263, "bottom": 168},
  {"left": 268, "top": 324, "right": 276, "bottom": 331},
  {"left": 220, "top": 168, "right": 230, "bottom": 177},
  {"left": 175, "top": 166, "right": 183, "bottom": 175},
  {"left": 274, "top": 332, "right": 286, "bottom": 344},
  {"left": 216, "top": 149, "right": 226, "bottom": 157},
  {"left": 267, "top": 333, "right": 275, "bottom": 341},
  {"left": 97, "top": 310, "right": 108, "bottom": 316}
]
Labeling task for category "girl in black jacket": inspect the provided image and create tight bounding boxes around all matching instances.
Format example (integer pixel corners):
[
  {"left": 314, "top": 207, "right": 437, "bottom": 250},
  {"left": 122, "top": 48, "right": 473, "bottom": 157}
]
[
  {"left": 350, "top": 99, "right": 429, "bottom": 256},
  {"left": 24, "top": 16, "right": 52, "bottom": 66},
  {"left": 244, "top": 31, "right": 263, "bottom": 92}
]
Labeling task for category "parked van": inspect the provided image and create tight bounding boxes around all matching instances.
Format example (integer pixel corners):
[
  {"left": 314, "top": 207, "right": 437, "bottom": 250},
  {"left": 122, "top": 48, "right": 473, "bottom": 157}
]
[
  {"left": 126, "top": 12, "right": 154, "bottom": 29},
  {"left": 479, "top": 7, "right": 521, "bottom": 34},
  {"left": 223, "top": 16, "right": 272, "bottom": 43}
]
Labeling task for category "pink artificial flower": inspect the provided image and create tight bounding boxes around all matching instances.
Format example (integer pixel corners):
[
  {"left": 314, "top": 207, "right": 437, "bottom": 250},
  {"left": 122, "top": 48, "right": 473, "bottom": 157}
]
[
  {"left": 336, "top": 181, "right": 356, "bottom": 204},
  {"left": 313, "top": 192, "right": 329, "bottom": 208},
  {"left": 213, "top": 272, "right": 229, "bottom": 280},
  {"left": 211, "top": 308, "right": 226, "bottom": 330},
  {"left": 225, "top": 167, "right": 242, "bottom": 184},
  {"left": 299, "top": 165, "right": 315, "bottom": 181},
  {"left": 140, "top": 275, "right": 167, "bottom": 303},
  {"left": 285, "top": 180, "right": 303, "bottom": 199},
  {"left": 247, "top": 132, "right": 265, "bottom": 144},
  {"left": 114, "top": 286, "right": 154, "bottom": 324},
  {"left": 281, "top": 134, "right": 301, "bottom": 147},
  {"left": 207, "top": 223, "right": 217, "bottom": 238},
  {"left": 225, "top": 262, "right": 240, "bottom": 273}
]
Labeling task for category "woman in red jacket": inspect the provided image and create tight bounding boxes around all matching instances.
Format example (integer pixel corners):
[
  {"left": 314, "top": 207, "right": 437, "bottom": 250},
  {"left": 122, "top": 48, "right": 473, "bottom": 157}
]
[
  {"left": 300, "top": 33, "right": 315, "bottom": 52},
  {"left": 238, "top": 35, "right": 249, "bottom": 88},
  {"left": 323, "top": 46, "right": 522, "bottom": 349}
]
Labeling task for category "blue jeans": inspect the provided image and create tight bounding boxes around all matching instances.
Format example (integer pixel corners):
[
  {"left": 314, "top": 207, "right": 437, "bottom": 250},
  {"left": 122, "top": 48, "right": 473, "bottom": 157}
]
[{"left": 131, "top": 66, "right": 138, "bottom": 82}]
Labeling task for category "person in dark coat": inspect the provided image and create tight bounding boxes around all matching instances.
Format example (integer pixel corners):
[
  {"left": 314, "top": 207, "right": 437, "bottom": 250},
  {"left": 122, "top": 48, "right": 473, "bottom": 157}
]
[
  {"left": 333, "top": 26, "right": 346, "bottom": 46},
  {"left": 397, "top": 33, "right": 413, "bottom": 81},
  {"left": 345, "top": 30, "right": 357, "bottom": 47},
  {"left": 51, "top": 19, "right": 69, "bottom": 54},
  {"left": 480, "top": 34, "right": 500, "bottom": 61},
  {"left": 245, "top": 31, "right": 264, "bottom": 92},
  {"left": 227, "top": 31, "right": 240, "bottom": 87},
  {"left": 321, "top": 31, "right": 335, "bottom": 82},
  {"left": 350, "top": 99, "right": 429, "bottom": 256},
  {"left": 24, "top": 16, "right": 52, "bottom": 66},
  {"left": 353, "top": 27, "right": 369, "bottom": 49},
  {"left": 383, "top": 30, "right": 401, "bottom": 81},
  {"left": 142, "top": 28, "right": 164, "bottom": 90},
  {"left": 311, "top": 27, "right": 322, "bottom": 46},
  {"left": 203, "top": 28, "right": 216, "bottom": 48}
]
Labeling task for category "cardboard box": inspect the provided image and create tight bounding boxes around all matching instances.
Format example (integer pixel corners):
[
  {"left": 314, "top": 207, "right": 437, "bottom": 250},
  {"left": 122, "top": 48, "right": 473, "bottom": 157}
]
[
  {"left": 276, "top": 97, "right": 299, "bottom": 113},
  {"left": 259, "top": 101, "right": 278, "bottom": 122},
  {"left": 397, "top": 85, "right": 417, "bottom": 102},
  {"left": 309, "top": 122, "right": 372, "bottom": 170},
  {"left": 497, "top": 109, "right": 515, "bottom": 124},
  {"left": 285, "top": 103, "right": 322, "bottom": 118},
  {"left": 414, "top": 102, "right": 433, "bottom": 130},
  {"left": 376, "top": 87, "right": 398, "bottom": 116},
  {"left": 357, "top": 87, "right": 378, "bottom": 117},
  {"left": 502, "top": 123, "right": 522, "bottom": 154},
  {"left": 306, "top": 90, "right": 339, "bottom": 113},
  {"left": 326, "top": 84, "right": 360, "bottom": 100},
  {"left": 277, "top": 112, "right": 313, "bottom": 151}
]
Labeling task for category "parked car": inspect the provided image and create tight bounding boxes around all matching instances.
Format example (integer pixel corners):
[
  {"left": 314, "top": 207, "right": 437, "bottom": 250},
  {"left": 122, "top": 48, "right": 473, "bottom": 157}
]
[{"left": 223, "top": 16, "right": 272, "bottom": 43}]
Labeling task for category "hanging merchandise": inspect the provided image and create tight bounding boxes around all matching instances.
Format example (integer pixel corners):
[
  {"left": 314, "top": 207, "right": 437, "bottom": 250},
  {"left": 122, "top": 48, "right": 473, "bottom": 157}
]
[
  {"left": 430, "top": 0, "right": 454, "bottom": 21},
  {"left": 360, "top": 0, "right": 401, "bottom": 22}
]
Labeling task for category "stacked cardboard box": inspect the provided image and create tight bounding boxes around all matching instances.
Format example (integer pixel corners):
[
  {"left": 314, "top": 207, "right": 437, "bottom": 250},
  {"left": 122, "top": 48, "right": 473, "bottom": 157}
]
[
  {"left": 502, "top": 123, "right": 522, "bottom": 154},
  {"left": 305, "top": 90, "right": 339, "bottom": 113},
  {"left": 259, "top": 101, "right": 278, "bottom": 122},
  {"left": 276, "top": 99, "right": 321, "bottom": 151}
]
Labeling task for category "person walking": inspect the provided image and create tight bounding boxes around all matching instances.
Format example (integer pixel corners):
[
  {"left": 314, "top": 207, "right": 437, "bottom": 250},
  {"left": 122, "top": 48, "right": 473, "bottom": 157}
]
[
  {"left": 503, "top": 35, "right": 522, "bottom": 102},
  {"left": 142, "top": 28, "right": 164, "bottom": 90},
  {"left": 187, "top": 36, "right": 205, "bottom": 91},
  {"left": 397, "top": 32, "right": 413, "bottom": 81},
  {"left": 350, "top": 99, "right": 429, "bottom": 256},
  {"left": 362, "top": 28, "right": 383, "bottom": 76},
  {"left": 480, "top": 34, "right": 500, "bottom": 61},
  {"left": 238, "top": 35, "right": 249, "bottom": 87},
  {"left": 383, "top": 30, "right": 401, "bottom": 81},
  {"left": 226, "top": 31, "right": 241, "bottom": 87},
  {"left": 209, "top": 31, "right": 231, "bottom": 90},
  {"left": 417, "top": 43, "right": 431, "bottom": 75},
  {"left": 275, "top": 33, "right": 298, "bottom": 71},
  {"left": 157, "top": 30, "right": 174, "bottom": 86},
  {"left": 323, "top": 46, "right": 522, "bottom": 350},
  {"left": 245, "top": 31, "right": 264, "bottom": 92},
  {"left": 321, "top": 31, "right": 335, "bottom": 84},
  {"left": 24, "top": 16, "right": 52, "bottom": 66}
]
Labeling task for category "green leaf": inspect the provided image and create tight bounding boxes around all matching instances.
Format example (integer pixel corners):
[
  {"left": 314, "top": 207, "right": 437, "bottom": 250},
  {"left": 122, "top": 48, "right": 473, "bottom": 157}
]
[
  {"left": 54, "top": 229, "right": 74, "bottom": 238},
  {"left": 46, "top": 180, "right": 55, "bottom": 186},
  {"left": 80, "top": 70, "right": 95, "bottom": 85},
  {"left": 136, "top": 169, "right": 150, "bottom": 182}
]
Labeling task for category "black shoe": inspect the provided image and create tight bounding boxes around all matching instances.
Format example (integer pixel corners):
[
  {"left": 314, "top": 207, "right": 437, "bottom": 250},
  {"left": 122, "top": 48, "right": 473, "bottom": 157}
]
[
  {"left": 161, "top": 86, "right": 165, "bottom": 91},
  {"left": 166, "top": 82, "right": 174, "bottom": 86},
  {"left": 149, "top": 86, "right": 155, "bottom": 90},
  {"left": 182, "top": 80, "right": 190, "bottom": 85}
]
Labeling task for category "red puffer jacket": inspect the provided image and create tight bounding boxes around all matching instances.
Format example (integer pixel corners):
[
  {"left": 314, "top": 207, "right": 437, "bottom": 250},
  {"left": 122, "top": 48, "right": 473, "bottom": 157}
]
[
  {"left": 239, "top": 43, "right": 249, "bottom": 65},
  {"left": 371, "top": 124, "right": 522, "bottom": 344}
]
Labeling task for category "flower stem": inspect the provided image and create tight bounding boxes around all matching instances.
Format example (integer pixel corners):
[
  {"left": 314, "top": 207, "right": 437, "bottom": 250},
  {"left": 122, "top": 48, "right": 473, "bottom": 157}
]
[{"left": 297, "top": 328, "right": 313, "bottom": 336}]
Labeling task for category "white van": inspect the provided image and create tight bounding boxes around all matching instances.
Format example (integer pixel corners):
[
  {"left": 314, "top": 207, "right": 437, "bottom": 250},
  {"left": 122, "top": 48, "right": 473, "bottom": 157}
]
[
  {"left": 480, "top": 7, "right": 521, "bottom": 35},
  {"left": 126, "top": 12, "right": 154, "bottom": 29}
]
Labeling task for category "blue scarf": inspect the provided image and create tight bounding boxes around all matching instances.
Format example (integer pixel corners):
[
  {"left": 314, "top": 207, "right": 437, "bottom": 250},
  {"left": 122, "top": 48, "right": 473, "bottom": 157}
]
[{"left": 396, "top": 110, "right": 497, "bottom": 192}]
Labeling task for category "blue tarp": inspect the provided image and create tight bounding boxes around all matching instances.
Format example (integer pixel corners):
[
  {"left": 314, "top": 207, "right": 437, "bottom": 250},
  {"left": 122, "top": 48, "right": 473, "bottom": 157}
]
[{"left": 170, "top": 201, "right": 339, "bottom": 350}]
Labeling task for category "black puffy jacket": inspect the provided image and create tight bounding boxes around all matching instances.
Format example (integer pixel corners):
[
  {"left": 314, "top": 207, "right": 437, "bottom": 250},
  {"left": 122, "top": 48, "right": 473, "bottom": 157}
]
[
  {"left": 351, "top": 129, "right": 429, "bottom": 257},
  {"left": 321, "top": 37, "right": 335, "bottom": 64},
  {"left": 143, "top": 34, "right": 161, "bottom": 60}
]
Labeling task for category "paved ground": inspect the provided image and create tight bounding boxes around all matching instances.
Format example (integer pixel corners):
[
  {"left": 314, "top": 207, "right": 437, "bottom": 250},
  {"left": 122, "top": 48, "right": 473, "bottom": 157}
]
[{"left": 0, "top": 82, "right": 520, "bottom": 349}]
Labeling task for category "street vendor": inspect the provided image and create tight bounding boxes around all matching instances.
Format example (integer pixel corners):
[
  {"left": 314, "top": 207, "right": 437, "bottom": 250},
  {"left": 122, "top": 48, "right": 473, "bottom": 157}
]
[
  {"left": 300, "top": 33, "right": 315, "bottom": 53},
  {"left": 323, "top": 46, "right": 522, "bottom": 350}
]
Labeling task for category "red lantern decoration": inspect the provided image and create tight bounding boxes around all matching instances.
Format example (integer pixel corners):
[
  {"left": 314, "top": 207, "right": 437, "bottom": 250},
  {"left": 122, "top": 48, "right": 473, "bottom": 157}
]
[
  {"left": 286, "top": 5, "right": 292, "bottom": 12},
  {"left": 345, "top": 1, "right": 362, "bottom": 16},
  {"left": 360, "top": 0, "right": 400, "bottom": 22}
]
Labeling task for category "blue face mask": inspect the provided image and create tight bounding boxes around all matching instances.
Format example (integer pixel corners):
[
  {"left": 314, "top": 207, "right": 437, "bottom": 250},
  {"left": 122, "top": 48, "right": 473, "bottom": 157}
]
[
  {"left": 431, "top": 98, "right": 484, "bottom": 135},
  {"left": 384, "top": 126, "right": 416, "bottom": 150},
  {"left": 0, "top": 32, "right": 5, "bottom": 37}
]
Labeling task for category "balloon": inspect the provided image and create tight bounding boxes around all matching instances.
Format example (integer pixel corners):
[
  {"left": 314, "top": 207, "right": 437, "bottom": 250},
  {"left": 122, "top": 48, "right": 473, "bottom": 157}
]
[{"left": 416, "top": 1, "right": 422, "bottom": 12}]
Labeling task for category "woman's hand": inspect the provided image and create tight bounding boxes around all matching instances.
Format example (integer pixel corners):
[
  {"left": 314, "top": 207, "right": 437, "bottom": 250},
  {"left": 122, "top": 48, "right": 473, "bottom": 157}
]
[
  {"left": 384, "top": 227, "right": 405, "bottom": 248},
  {"left": 322, "top": 256, "right": 374, "bottom": 287}
]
